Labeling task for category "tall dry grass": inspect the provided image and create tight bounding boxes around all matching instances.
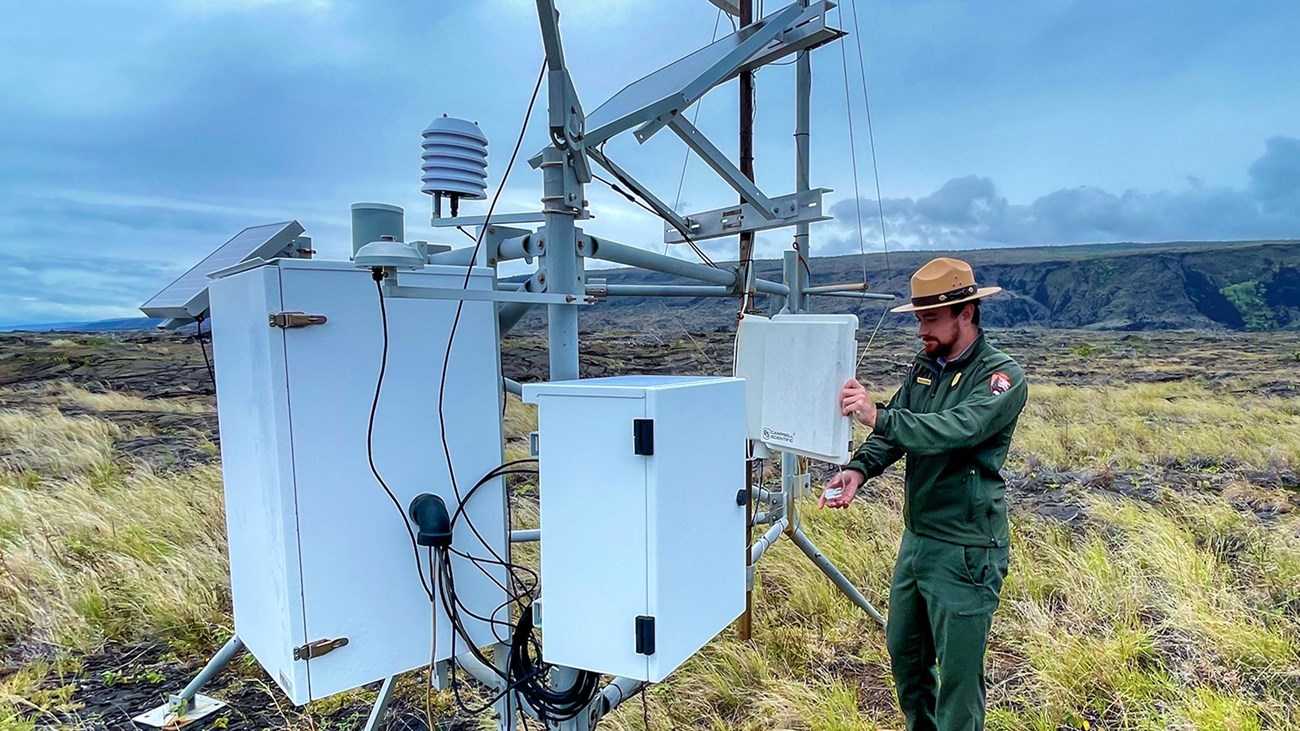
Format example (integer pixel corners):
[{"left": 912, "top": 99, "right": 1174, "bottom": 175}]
[{"left": 3, "top": 379, "right": 1300, "bottom": 729}]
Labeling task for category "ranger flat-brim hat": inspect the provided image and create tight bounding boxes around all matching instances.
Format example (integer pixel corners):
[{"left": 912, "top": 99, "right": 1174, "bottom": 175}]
[{"left": 890, "top": 257, "right": 1002, "bottom": 314}]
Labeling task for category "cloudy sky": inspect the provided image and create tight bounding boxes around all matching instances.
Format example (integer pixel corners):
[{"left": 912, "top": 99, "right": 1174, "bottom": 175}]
[{"left": 1, "top": 0, "right": 1297, "bottom": 326}]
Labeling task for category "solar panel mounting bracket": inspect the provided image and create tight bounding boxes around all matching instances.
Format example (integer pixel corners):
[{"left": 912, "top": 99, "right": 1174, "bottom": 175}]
[{"left": 665, "top": 188, "right": 833, "bottom": 244}]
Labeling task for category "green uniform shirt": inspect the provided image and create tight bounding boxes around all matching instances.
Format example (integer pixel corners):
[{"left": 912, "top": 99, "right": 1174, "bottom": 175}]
[{"left": 845, "top": 332, "right": 1027, "bottom": 548}]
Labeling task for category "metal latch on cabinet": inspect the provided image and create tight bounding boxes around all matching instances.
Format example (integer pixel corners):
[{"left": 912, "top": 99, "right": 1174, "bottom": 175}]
[
  {"left": 293, "top": 637, "right": 349, "bottom": 660},
  {"left": 269, "top": 312, "right": 328, "bottom": 329}
]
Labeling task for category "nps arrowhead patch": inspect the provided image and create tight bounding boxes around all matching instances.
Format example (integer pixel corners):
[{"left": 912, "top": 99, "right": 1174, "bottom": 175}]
[{"left": 989, "top": 372, "right": 1012, "bottom": 396}]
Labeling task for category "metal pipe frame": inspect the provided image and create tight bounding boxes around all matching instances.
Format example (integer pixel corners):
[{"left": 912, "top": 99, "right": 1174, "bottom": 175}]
[
  {"left": 789, "top": 527, "right": 886, "bottom": 627},
  {"left": 586, "top": 236, "right": 792, "bottom": 296},
  {"left": 588, "top": 147, "right": 694, "bottom": 237},
  {"left": 588, "top": 236, "right": 735, "bottom": 286},
  {"left": 593, "top": 677, "right": 649, "bottom": 721},
  {"left": 597, "top": 284, "right": 732, "bottom": 297},
  {"left": 667, "top": 115, "right": 777, "bottom": 219},
  {"left": 499, "top": 302, "right": 535, "bottom": 334},
  {"left": 750, "top": 517, "right": 789, "bottom": 563},
  {"left": 426, "top": 238, "right": 539, "bottom": 268},
  {"left": 803, "top": 282, "right": 868, "bottom": 294},
  {"left": 362, "top": 675, "right": 398, "bottom": 731},
  {"left": 384, "top": 282, "right": 583, "bottom": 306},
  {"left": 812, "top": 290, "right": 897, "bottom": 302},
  {"left": 168, "top": 635, "right": 243, "bottom": 713},
  {"left": 494, "top": 643, "right": 519, "bottom": 731}
]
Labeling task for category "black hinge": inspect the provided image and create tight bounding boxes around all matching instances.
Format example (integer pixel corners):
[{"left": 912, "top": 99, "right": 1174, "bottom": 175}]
[
  {"left": 269, "top": 311, "right": 328, "bottom": 329},
  {"left": 635, "top": 616, "right": 656, "bottom": 655},
  {"left": 293, "top": 637, "right": 349, "bottom": 661},
  {"left": 633, "top": 419, "right": 654, "bottom": 456}
]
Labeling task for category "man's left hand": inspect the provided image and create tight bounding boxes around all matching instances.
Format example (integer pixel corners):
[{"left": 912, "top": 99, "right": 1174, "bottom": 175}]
[{"left": 841, "top": 379, "right": 877, "bottom": 428}]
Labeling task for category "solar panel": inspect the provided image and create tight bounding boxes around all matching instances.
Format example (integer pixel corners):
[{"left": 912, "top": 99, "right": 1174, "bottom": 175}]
[
  {"left": 140, "top": 221, "right": 305, "bottom": 321},
  {"left": 582, "top": 2, "right": 808, "bottom": 146}
]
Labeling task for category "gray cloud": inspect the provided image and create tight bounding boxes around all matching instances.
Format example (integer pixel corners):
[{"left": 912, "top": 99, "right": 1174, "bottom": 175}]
[
  {"left": 1249, "top": 136, "right": 1300, "bottom": 210},
  {"left": 3, "top": 1, "right": 1299, "bottom": 325},
  {"left": 823, "top": 136, "right": 1300, "bottom": 253},
  {"left": 0, "top": 249, "right": 176, "bottom": 327}
]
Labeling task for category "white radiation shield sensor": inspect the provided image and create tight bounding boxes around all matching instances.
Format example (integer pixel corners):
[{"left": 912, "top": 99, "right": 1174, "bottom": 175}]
[{"left": 735, "top": 313, "right": 859, "bottom": 464}]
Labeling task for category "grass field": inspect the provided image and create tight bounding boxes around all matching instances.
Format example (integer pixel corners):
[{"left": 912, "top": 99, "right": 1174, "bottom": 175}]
[{"left": 2, "top": 330, "right": 1299, "bottom": 730}]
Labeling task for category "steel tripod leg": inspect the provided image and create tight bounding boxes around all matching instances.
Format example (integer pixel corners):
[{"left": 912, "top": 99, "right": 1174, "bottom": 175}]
[
  {"left": 133, "top": 635, "right": 242, "bottom": 728},
  {"left": 494, "top": 643, "right": 516, "bottom": 731},
  {"left": 362, "top": 675, "right": 398, "bottom": 731},
  {"left": 790, "top": 527, "right": 887, "bottom": 627},
  {"left": 171, "top": 635, "right": 244, "bottom": 712}
]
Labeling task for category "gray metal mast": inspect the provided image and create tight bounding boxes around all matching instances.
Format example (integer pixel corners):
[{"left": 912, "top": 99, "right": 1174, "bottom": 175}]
[{"left": 536, "top": 0, "right": 586, "bottom": 383}]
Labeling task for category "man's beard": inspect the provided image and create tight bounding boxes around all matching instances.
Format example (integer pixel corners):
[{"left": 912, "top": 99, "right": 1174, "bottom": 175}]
[{"left": 925, "top": 338, "right": 955, "bottom": 359}]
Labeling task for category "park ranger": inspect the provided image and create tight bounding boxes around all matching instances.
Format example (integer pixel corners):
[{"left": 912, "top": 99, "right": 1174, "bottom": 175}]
[{"left": 822, "top": 257, "right": 1028, "bottom": 731}]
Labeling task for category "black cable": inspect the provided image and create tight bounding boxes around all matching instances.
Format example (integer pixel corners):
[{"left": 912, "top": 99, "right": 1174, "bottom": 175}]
[
  {"left": 508, "top": 604, "right": 601, "bottom": 722},
  {"left": 427, "top": 545, "right": 437, "bottom": 731},
  {"left": 592, "top": 148, "right": 719, "bottom": 267},
  {"left": 448, "top": 463, "right": 542, "bottom": 604},
  {"left": 433, "top": 463, "right": 543, "bottom": 685},
  {"left": 432, "top": 472, "right": 600, "bottom": 721},
  {"left": 195, "top": 316, "right": 215, "bottom": 390},
  {"left": 366, "top": 276, "right": 434, "bottom": 601},
  {"left": 642, "top": 685, "right": 651, "bottom": 730},
  {"left": 426, "top": 62, "right": 548, "bottom": 676},
  {"left": 593, "top": 167, "right": 717, "bottom": 267},
  {"left": 413, "top": 55, "right": 597, "bottom": 729},
  {"left": 457, "top": 225, "right": 477, "bottom": 242},
  {"left": 436, "top": 59, "right": 545, "bottom": 575},
  {"left": 436, "top": 554, "right": 557, "bottom": 716},
  {"left": 450, "top": 460, "right": 537, "bottom": 530},
  {"left": 437, "top": 466, "right": 541, "bottom": 648},
  {"left": 592, "top": 173, "right": 660, "bottom": 217}
]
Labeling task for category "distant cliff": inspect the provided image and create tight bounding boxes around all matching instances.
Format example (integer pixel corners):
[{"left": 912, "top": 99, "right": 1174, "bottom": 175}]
[
  {"left": 544, "top": 239, "right": 1300, "bottom": 332},
  {"left": 8, "top": 240, "right": 1298, "bottom": 334}
]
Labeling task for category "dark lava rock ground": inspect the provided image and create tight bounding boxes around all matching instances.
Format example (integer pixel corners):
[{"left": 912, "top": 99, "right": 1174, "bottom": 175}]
[{"left": 3, "top": 326, "right": 1300, "bottom": 729}]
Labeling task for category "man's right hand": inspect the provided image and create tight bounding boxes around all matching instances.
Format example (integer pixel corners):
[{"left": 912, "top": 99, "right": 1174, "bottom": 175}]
[{"left": 818, "top": 469, "right": 865, "bottom": 509}]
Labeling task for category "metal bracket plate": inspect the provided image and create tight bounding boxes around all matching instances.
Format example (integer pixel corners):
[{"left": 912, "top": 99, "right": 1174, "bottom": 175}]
[
  {"left": 132, "top": 694, "right": 228, "bottom": 729},
  {"left": 665, "top": 188, "right": 832, "bottom": 244},
  {"left": 430, "top": 211, "right": 547, "bottom": 228}
]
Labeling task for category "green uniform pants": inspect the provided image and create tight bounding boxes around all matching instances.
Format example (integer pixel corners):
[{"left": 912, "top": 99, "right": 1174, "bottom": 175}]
[{"left": 886, "top": 530, "right": 1009, "bottom": 731}]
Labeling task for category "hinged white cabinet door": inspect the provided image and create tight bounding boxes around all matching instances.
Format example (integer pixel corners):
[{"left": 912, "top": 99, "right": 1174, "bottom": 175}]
[
  {"left": 645, "top": 380, "right": 747, "bottom": 682},
  {"left": 534, "top": 392, "right": 650, "bottom": 680},
  {"left": 276, "top": 265, "right": 507, "bottom": 701},
  {"left": 209, "top": 266, "right": 310, "bottom": 702}
]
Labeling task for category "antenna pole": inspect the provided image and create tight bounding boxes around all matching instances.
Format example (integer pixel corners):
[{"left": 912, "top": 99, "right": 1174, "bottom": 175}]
[
  {"left": 794, "top": 0, "right": 812, "bottom": 305},
  {"left": 738, "top": 0, "right": 756, "bottom": 293}
]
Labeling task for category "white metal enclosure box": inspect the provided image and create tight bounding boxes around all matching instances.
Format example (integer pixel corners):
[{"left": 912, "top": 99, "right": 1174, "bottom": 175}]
[
  {"left": 207, "top": 258, "right": 508, "bottom": 705},
  {"left": 734, "top": 313, "right": 859, "bottom": 464},
  {"left": 521, "top": 376, "right": 746, "bottom": 682}
]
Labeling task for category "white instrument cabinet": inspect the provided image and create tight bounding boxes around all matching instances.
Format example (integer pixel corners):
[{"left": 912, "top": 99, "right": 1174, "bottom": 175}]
[
  {"left": 523, "top": 375, "right": 747, "bottom": 682},
  {"left": 209, "top": 259, "right": 509, "bottom": 704}
]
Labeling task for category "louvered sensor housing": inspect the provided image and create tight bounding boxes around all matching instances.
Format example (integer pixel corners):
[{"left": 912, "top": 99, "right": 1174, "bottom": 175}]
[{"left": 422, "top": 115, "right": 488, "bottom": 218}]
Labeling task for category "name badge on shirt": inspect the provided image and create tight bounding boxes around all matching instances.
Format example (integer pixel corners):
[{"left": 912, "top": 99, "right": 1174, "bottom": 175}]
[{"left": 916, "top": 376, "right": 933, "bottom": 386}]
